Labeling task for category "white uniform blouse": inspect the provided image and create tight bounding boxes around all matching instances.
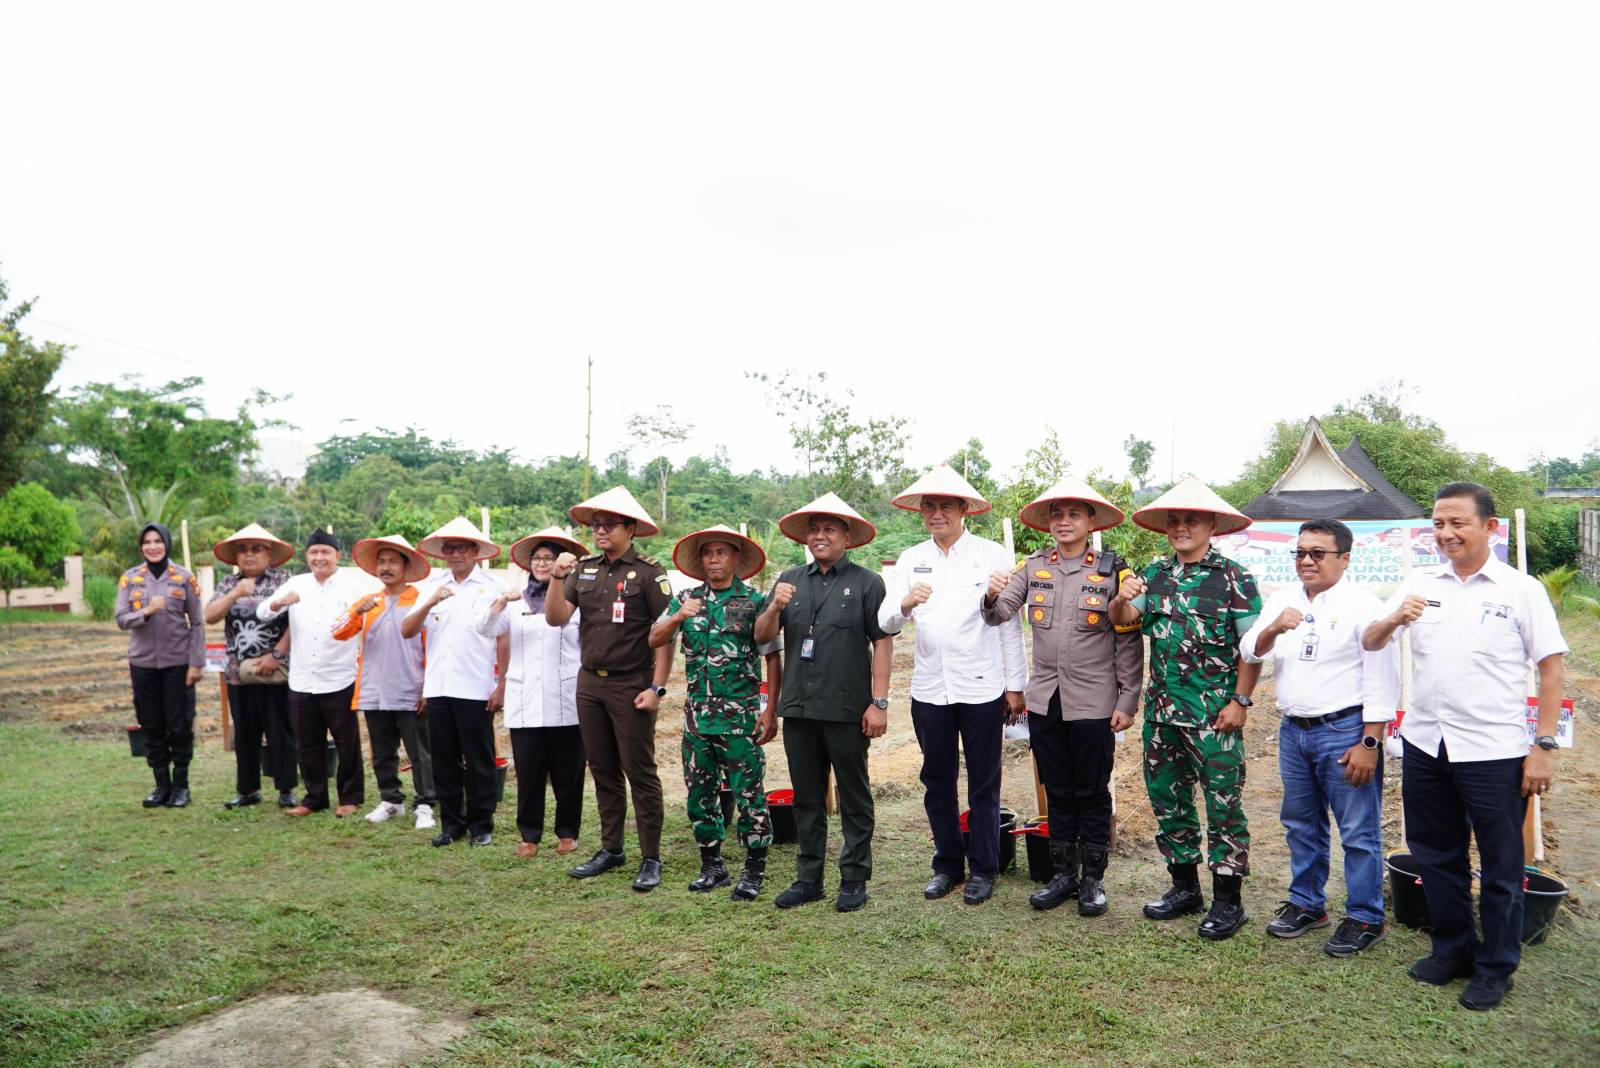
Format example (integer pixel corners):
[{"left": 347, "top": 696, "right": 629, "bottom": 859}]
[{"left": 477, "top": 593, "right": 580, "bottom": 728}]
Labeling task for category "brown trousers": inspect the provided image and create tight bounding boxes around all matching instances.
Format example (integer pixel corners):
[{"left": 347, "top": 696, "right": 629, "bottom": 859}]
[{"left": 576, "top": 670, "right": 662, "bottom": 856}]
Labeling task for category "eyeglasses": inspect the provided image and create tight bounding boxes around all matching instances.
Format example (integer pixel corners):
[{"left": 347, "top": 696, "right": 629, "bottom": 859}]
[
  {"left": 590, "top": 519, "right": 621, "bottom": 531},
  {"left": 441, "top": 542, "right": 478, "bottom": 554},
  {"left": 529, "top": 554, "right": 557, "bottom": 564},
  {"left": 1291, "top": 548, "right": 1346, "bottom": 562},
  {"left": 235, "top": 544, "right": 269, "bottom": 554}
]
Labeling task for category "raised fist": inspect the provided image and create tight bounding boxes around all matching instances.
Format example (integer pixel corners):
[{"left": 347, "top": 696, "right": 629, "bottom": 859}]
[
  {"left": 901, "top": 582, "right": 933, "bottom": 615},
  {"left": 1114, "top": 573, "right": 1146, "bottom": 604},
  {"left": 986, "top": 570, "right": 1011, "bottom": 601},
  {"left": 677, "top": 595, "right": 704, "bottom": 620},
  {"left": 143, "top": 593, "right": 169, "bottom": 617},
  {"left": 1272, "top": 607, "right": 1305, "bottom": 634},
  {"left": 551, "top": 552, "right": 578, "bottom": 580},
  {"left": 1393, "top": 594, "right": 1428, "bottom": 625},
  {"left": 272, "top": 591, "right": 301, "bottom": 611},
  {"left": 771, "top": 582, "right": 797, "bottom": 609},
  {"left": 234, "top": 577, "right": 257, "bottom": 598},
  {"left": 429, "top": 585, "right": 456, "bottom": 606}
]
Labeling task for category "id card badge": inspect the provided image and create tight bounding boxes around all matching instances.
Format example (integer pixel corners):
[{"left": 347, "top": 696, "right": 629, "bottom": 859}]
[
  {"left": 1298, "top": 633, "right": 1320, "bottom": 662},
  {"left": 799, "top": 635, "right": 816, "bottom": 661},
  {"left": 612, "top": 599, "right": 626, "bottom": 624},
  {"left": 1417, "top": 598, "right": 1444, "bottom": 625}
]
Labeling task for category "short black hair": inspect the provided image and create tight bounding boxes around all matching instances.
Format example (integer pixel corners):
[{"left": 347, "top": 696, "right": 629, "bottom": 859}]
[
  {"left": 1435, "top": 481, "right": 1495, "bottom": 520},
  {"left": 1297, "top": 518, "right": 1352, "bottom": 554}
]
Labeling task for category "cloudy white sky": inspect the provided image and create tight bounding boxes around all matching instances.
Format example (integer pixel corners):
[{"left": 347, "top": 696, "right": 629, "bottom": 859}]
[{"left": 4, "top": 2, "right": 1596, "bottom": 488}]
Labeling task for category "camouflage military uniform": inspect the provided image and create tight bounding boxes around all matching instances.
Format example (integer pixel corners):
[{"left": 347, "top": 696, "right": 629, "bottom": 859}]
[
  {"left": 668, "top": 577, "right": 776, "bottom": 849},
  {"left": 1135, "top": 548, "right": 1262, "bottom": 876}
]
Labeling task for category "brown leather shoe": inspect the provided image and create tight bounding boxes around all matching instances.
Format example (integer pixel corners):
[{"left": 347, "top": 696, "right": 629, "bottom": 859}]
[
  {"left": 516, "top": 842, "right": 539, "bottom": 859},
  {"left": 287, "top": 805, "right": 315, "bottom": 817},
  {"left": 556, "top": 838, "right": 578, "bottom": 855},
  {"left": 334, "top": 805, "right": 360, "bottom": 818}
]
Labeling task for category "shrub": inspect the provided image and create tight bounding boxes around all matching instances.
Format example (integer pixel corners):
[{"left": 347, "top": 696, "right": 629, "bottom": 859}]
[{"left": 84, "top": 575, "right": 118, "bottom": 621}]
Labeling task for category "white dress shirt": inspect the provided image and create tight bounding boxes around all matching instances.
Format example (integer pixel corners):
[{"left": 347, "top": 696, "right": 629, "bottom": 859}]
[
  {"left": 256, "top": 570, "right": 367, "bottom": 694},
  {"left": 417, "top": 567, "right": 510, "bottom": 701},
  {"left": 478, "top": 595, "right": 580, "bottom": 728},
  {"left": 1381, "top": 556, "right": 1568, "bottom": 761},
  {"left": 879, "top": 530, "right": 1027, "bottom": 704},
  {"left": 1241, "top": 577, "right": 1399, "bottom": 723}
]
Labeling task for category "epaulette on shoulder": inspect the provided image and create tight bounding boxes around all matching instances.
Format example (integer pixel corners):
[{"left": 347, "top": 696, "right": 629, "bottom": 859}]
[
  {"left": 634, "top": 551, "right": 661, "bottom": 567},
  {"left": 580, "top": 552, "right": 603, "bottom": 562},
  {"left": 1011, "top": 559, "right": 1028, "bottom": 574}
]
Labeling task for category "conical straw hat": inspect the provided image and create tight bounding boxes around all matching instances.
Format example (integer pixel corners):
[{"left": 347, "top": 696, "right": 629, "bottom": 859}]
[
  {"left": 778, "top": 492, "right": 877, "bottom": 549},
  {"left": 213, "top": 522, "right": 294, "bottom": 567},
  {"left": 351, "top": 534, "right": 431, "bottom": 582},
  {"left": 891, "top": 464, "right": 992, "bottom": 515},
  {"left": 673, "top": 524, "right": 767, "bottom": 582},
  {"left": 1132, "top": 476, "right": 1252, "bottom": 537},
  {"left": 509, "top": 527, "right": 590, "bottom": 572},
  {"left": 1019, "top": 475, "right": 1125, "bottom": 533},
  {"left": 568, "top": 485, "right": 660, "bottom": 538},
  {"left": 418, "top": 516, "right": 502, "bottom": 562}
]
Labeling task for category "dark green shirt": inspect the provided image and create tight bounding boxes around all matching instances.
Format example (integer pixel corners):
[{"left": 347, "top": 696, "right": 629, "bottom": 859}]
[{"left": 774, "top": 557, "right": 889, "bottom": 722}]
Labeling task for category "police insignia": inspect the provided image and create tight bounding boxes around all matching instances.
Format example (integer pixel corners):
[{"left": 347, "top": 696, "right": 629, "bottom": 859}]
[
  {"left": 119, "top": 575, "right": 129, "bottom": 588},
  {"left": 1086, "top": 595, "right": 1103, "bottom": 608},
  {"left": 1032, "top": 608, "right": 1045, "bottom": 622},
  {"left": 1034, "top": 593, "right": 1045, "bottom": 603},
  {"left": 658, "top": 579, "right": 671, "bottom": 595},
  {"left": 1087, "top": 612, "right": 1101, "bottom": 625},
  {"left": 1087, "top": 574, "right": 1106, "bottom": 583},
  {"left": 627, "top": 570, "right": 637, "bottom": 580},
  {"left": 1034, "top": 570, "right": 1052, "bottom": 579}
]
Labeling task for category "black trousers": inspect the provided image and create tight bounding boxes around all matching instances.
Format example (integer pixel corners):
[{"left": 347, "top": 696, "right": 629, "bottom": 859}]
[
  {"left": 229, "top": 683, "right": 298, "bottom": 794},
  {"left": 1403, "top": 739, "right": 1528, "bottom": 978},
  {"left": 912, "top": 696, "right": 1005, "bottom": 878},
  {"left": 289, "top": 686, "right": 363, "bottom": 810},
  {"left": 130, "top": 664, "right": 195, "bottom": 768},
  {"left": 428, "top": 696, "right": 498, "bottom": 837},
  {"left": 510, "top": 725, "right": 586, "bottom": 844},
  {"left": 782, "top": 716, "right": 874, "bottom": 884},
  {"left": 364, "top": 708, "right": 436, "bottom": 806},
  {"left": 1031, "top": 691, "right": 1116, "bottom": 848}
]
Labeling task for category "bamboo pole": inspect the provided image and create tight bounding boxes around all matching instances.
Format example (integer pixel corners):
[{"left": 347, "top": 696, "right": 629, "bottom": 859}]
[
  {"left": 180, "top": 520, "right": 192, "bottom": 571},
  {"left": 1514, "top": 508, "right": 1544, "bottom": 863}
]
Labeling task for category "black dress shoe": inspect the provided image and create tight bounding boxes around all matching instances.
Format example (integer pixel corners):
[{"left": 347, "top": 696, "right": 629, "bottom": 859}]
[
  {"left": 570, "top": 848, "right": 627, "bottom": 879},
  {"left": 223, "top": 791, "right": 262, "bottom": 810},
  {"left": 774, "top": 881, "right": 825, "bottom": 909},
  {"left": 1197, "top": 900, "right": 1248, "bottom": 941},
  {"left": 923, "top": 872, "right": 961, "bottom": 900},
  {"left": 1408, "top": 954, "right": 1476, "bottom": 986},
  {"left": 835, "top": 880, "right": 868, "bottom": 912},
  {"left": 431, "top": 830, "right": 466, "bottom": 847},
  {"left": 277, "top": 791, "right": 299, "bottom": 808},
  {"left": 633, "top": 857, "right": 663, "bottom": 891},
  {"left": 1459, "top": 974, "right": 1513, "bottom": 1011},
  {"left": 469, "top": 833, "right": 493, "bottom": 847},
  {"left": 1143, "top": 884, "right": 1205, "bottom": 920},
  {"left": 962, "top": 875, "right": 994, "bottom": 905}
]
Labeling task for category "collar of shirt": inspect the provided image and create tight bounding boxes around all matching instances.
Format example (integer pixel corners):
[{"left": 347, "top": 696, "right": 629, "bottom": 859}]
[
  {"left": 1427, "top": 554, "right": 1513, "bottom": 588},
  {"left": 806, "top": 554, "right": 853, "bottom": 577}
]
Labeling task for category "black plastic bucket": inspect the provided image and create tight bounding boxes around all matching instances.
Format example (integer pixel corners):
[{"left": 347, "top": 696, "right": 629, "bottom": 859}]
[
  {"left": 767, "top": 788, "right": 797, "bottom": 844},
  {"left": 959, "top": 807, "right": 1017, "bottom": 873},
  {"left": 495, "top": 757, "right": 509, "bottom": 802},
  {"left": 1386, "top": 852, "right": 1430, "bottom": 930},
  {"left": 1523, "top": 869, "right": 1568, "bottom": 946},
  {"left": 127, "top": 725, "right": 148, "bottom": 758},
  {"left": 1015, "top": 817, "right": 1051, "bottom": 882}
]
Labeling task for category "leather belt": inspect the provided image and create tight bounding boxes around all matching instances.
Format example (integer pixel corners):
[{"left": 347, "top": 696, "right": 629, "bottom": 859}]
[
  {"left": 584, "top": 666, "right": 646, "bottom": 678},
  {"left": 1287, "top": 705, "right": 1362, "bottom": 728}
]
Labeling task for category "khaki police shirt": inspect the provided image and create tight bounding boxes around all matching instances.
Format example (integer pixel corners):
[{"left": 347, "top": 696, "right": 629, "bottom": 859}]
[
  {"left": 114, "top": 563, "right": 206, "bottom": 669},
  {"left": 981, "top": 545, "right": 1143, "bottom": 721},
  {"left": 562, "top": 544, "right": 671, "bottom": 676}
]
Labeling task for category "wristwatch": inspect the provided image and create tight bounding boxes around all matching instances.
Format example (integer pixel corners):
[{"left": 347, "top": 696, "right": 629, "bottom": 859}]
[
  {"left": 1360, "top": 734, "right": 1380, "bottom": 750},
  {"left": 652, "top": 685, "right": 668, "bottom": 698},
  {"left": 872, "top": 698, "right": 890, "bottom": 710},
  {"left": 1535, "top": 735, "right": 1559, "bottom": 751},
  {"left": 1230, "top": 694, "right": 1253, "bottom": 709}
]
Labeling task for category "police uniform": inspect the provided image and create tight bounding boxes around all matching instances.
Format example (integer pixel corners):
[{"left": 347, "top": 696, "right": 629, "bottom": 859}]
[
  {"left": 563, "top": 544, "right": 673, "bottom": 857},
  {"left": 114, "top": 529, "right": 206, "bottom": 801}
]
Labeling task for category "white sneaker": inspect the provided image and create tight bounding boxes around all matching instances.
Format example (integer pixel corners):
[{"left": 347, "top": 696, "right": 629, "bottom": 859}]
[
  {"left": 365, "top": 800, "right": 405, "bottom": 824},
  {"left": 414, "top": 803, "right": 436, "bottom": 830}
]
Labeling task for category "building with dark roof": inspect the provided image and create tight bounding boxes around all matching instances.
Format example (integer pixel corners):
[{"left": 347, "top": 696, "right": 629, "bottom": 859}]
[{"left": 1243, "top": 418, "right": 1425, "bottom": 521}]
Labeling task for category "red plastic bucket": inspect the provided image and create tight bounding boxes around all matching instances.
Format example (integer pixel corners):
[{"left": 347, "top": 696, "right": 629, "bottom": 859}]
[
  {"left": 766, "top": 788, "right": 797, "bottom": 844},
  {"left": 127, "top": 725, "right": 148, "bottom": 758},
  {"left": 495, "top": 756, "right": 509, "bottom": 802},
  {"left": 1386, "top": 852, "right": 1430, "bottom": 929},
  {"left": 1013, "top": 817, "right": 1052, "bottom": 882},
  {"left": 959, "top": 807, "right": 1017, "bottom": 873}
]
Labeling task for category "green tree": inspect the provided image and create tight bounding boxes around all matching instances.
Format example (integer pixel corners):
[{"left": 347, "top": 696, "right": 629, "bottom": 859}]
[
  {"left": 625, "top": 408, "right": 691, "bottom": 524},
  {"left": 0, "top": 483, "right": 82, "bottom": 602},
  {"left": 303, "top": 427, "right": 468, "bottom": 483},
  {"left": 0, "top": 273, "right": 67, "bottom": 494},
  {"left": 1123, "top": 435, "right": 1155, "bottom": 489}
]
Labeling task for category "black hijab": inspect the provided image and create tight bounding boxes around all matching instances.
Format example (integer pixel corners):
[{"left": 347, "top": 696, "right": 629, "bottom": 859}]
[{"left": 140, "top": 523, "right": 173, "bottom": 578}]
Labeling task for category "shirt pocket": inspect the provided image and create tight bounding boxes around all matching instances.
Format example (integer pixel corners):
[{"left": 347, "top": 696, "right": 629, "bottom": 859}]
[
  {"left": 1184, "top": 594, "right": 1234, "bottom": 650},
  {"left": 1470, "top": 603, "right": 1524, "bottom": 663}
]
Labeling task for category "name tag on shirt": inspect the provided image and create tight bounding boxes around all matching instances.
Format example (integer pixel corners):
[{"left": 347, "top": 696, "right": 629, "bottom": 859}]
[
  {"left": 612, "top": 600, "right": 626, "bottom": 623},
  {"left": 1298, "top": 633, "right": 1320, "bottom": 662},
  {"left": 1415, "top": 598, "right": 1443, "bottom": 625},
  {"left": 913, "top": 566, "right": 933, "bottom": 573},
  {"left": 799, "top": 636, "right": 816, "bottom": 661}
]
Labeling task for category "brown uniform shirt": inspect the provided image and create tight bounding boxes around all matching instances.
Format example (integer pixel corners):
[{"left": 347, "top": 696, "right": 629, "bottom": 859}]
[
  {"left": 981, "top": 545, "right": 1143, "bottom": 721},
  {"left": 562, "top": 544, "right": 672, "bottom": 676}
]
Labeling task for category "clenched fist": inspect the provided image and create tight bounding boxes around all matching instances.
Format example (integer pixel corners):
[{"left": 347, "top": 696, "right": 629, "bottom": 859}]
[
  {"left": 1270, "top": 607, "right": 1305, "bottom": 635},
  {"left": 143, "top": 593, "right": 169, "bottom": 617},
  {"left": 986, "top": 570, "right": 1011, "bottom": 602},
  {"left": 771, "top": 582, "right": 797, "bottom": 609},
  {"left": 901, "top": 582, "right": 933, "bottom": 615},
  {"left": 428, "top": 585, "right": 455, "bottom": 607},
  {"left": 1392, "top": 594, "right": 1429, "bottom": 625},
  {"left": 677, "top": 595, "right": 704, "bottom": 620},
  {"left": 1113, "top": 573, "right": 1146, "bottom": 604},
  {"left": 353, "top": 595, "right": 381, "bottom": 615},
  {"left": 234, "top": 577, "right": 257, "bottom": 598},
  {"left": 270, "top": 591, "right": 301, "bottom": 611},
  {"left": 551, "top": 552, "right": 578, "bottom": 580}
]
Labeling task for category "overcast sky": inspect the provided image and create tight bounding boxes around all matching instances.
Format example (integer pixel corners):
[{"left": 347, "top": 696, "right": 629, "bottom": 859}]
[{"left": 4, "top": 2, "right": 1596, "bottom": 490}]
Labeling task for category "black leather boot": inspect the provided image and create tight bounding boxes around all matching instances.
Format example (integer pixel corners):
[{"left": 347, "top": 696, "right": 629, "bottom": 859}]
[
  {"left": 165, "top": 764, "right": 191, "bottom": 808},
  {"left": 731, "top": 848, "right": 767, "bottom": 901},
  {"left": 1077, "top": 842, "right": 1109, "bottom": 917},
  {"left": 143, "top": 765, "right": 172, "bottom": 808},
  {"left": 1029, "top": 840, "right": 1079, "bottom": 910},
  {"left": 688, "top": 845, "right": 731, "bottom": 892},
  {"left": 1144, "top": 862, "right": 1205, "bottom": 920}
]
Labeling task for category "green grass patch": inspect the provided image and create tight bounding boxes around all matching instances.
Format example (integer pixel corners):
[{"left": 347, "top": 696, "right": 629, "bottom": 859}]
[
  {"left": 0, "top": 608, "right": 91, "bottom": 625},
  {"left": 1, "top": 723, "right": 1596, "bottom": 1067}
]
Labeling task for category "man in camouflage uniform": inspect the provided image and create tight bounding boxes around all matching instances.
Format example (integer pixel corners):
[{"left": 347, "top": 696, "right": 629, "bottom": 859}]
[
  {"left": 1111, "top": 477, "right": 1263, "bottom": 941},
  {"left": 650, "top": 525, "right": 780, "bottom": 900}
]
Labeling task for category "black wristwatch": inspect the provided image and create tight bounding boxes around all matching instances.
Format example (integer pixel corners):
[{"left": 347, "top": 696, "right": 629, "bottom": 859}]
[
  {"left": 1360, "top": 734, "right": 1380, "bottom": 750},
  {"left": 872, "top": 697, "right": 890, "bottom": 710},
  {"left": 1230, "top": 694, "right": 1253, "bottom": 709},
  {"left": 652, "top": 685, "right": 668, "bottom": 698},
  {"left": 1535, "top": 735, "right": 1558, "bottom": 751}
]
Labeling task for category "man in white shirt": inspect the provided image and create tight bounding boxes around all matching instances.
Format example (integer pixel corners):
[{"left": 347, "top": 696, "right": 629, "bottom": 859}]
[
  {"left": 1364, "top": 482, "right": 1568, "bottom": 1011},
  {"left": 879, "top": 467, "right": 1025, "bottom": 906},
  {"left": 404, "top": 518, "right": 511, "bottom": 848},
  {"left": 257, "top": 530, "right": 367, "bottom": 817},
  {"left": 1241, "top": 519, "right": 1399, "bottom": 957}
]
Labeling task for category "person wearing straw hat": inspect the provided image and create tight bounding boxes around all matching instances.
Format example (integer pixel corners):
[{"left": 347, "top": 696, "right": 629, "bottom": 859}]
[
  {"left": 877, "top": 466, "right": 1025, "bottom": 907},
  {"left": 257, "top": 530, "right": 369, "bottom": 818},
  {"left": 115, "top": 522, "right": 206, "bottom": 809},
  {"left": 1363, "top": 482, "right": 1568, "bottom": 1011},
  {"left": 650, "top": 524, "right": 782, "bottom": 899},
  {"left": 547, "top": 487, "right": 675, "bottom": 891},
  {"left": 1108, "top": 476, "right": 1263, "bottom": 941},
  {"left": 478, "top": 527, "right": 589, "bottom": 859},
  {"left": 333, "top": 534, "right": 437, "bottom": 832},
  {"left": 402, "top": 517, "right": 509, "bottom": 848},
  {"left": 754, "top": 492, "right": 892, "bottom": 913},
  {"left": 205, "top": 522, "right": 299, "bottom": 810},
  {"left": 981, "top": 475, "right": 1144, "bottom": 915}
]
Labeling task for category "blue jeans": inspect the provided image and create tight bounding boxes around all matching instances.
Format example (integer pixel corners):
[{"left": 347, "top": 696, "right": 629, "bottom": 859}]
[{"left": 1279, "top": 712, "right": 1385, "bottom": 924}]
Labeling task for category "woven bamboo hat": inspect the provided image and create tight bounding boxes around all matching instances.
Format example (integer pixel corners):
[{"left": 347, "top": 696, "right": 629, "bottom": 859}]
[
  {"left": 352, "top": 534, "right": 431, "bottom": 582},
  {"left": 778, "top": 492, "right": 877, "bottom": 549},
  {"left": 568, "top": 485, "right": 660, "bottom": 538},
  {"left": 418, "top": 516, "right": 502, "bottom": 562},
  {"left": 509, "top": 527, "right": 589, "bottom": 572},
  {"left": 1019, "top": 475, "right": 1125, "bottom": 533},
  {"left": 213, "top": 522, "right": 294, "bottom": 567},
  {"left": 1132, "top": 476, "right": 1252, "bottom": 537},
  {"left": 890, "top": 464, "right": 992, "bottom": 516},
  {"left": 673, "top": 524, "right": 766, "bottom": 582}
]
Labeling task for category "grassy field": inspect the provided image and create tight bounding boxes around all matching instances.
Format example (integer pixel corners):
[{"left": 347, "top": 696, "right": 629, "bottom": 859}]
[{"left": 3, "top": 602, "right": 1599, "bottom": 1066}]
